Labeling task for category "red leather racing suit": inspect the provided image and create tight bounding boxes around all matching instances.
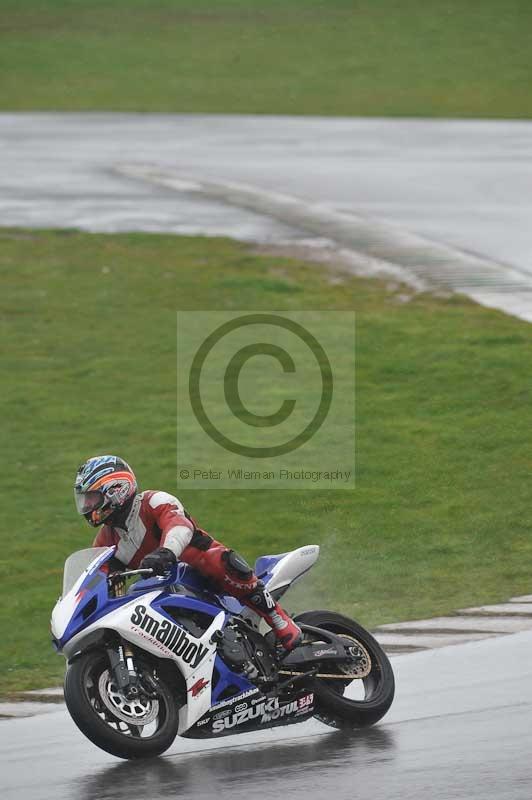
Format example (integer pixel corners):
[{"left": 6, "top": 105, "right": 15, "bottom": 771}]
[{"left": 93, "top": 490, "right": 300, "bottom": 649}]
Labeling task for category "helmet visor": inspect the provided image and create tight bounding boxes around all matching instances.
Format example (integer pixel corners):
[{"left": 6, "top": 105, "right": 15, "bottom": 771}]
[{"left": 74, "top": 489, "right": 105, "bottom": 515}]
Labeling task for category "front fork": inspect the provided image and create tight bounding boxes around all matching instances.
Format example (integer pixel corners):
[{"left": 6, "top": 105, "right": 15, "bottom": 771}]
[
  {"left": 106, "top": 639, "right": 162, "bottom": 701},
  {"left": 106, "top": 641, "right": 142, "bottom": 700},
  {"left": 106, "top": 576, "right": 160, "bottom": 700},
  {"left": 105, "top": 575, "right": 140, "bottom": 699}
]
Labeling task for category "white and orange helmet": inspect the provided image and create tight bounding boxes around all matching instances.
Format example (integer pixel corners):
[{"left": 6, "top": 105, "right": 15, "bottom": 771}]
[{"left": 74, "top": 455, "right": 137, "bottom": 527}]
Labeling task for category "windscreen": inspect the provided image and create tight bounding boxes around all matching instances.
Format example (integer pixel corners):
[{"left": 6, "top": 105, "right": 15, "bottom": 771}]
[{"left": 62, "top": 547, "right": 109, "bottom": 596}]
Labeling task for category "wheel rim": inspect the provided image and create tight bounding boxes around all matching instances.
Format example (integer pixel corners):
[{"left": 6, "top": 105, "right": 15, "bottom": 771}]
[
  {"left": 305, "top": 623, "right": 385, "bottom": 704},
  {"left": 82, "top": 656, "right": 170, "bottom": 739}
]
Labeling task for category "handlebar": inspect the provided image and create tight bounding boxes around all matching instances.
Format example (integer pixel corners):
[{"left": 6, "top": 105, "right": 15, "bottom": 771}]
[{"left": 108, "top": 568, "right": 155, "bottom": 580}]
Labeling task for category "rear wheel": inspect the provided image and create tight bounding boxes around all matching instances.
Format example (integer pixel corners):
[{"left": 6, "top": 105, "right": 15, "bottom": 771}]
[
  {"left": 64, "top": 650, "right": 180, "bottom": 759},
  {"left": 294, "top": 610, "right": 394, "bottom": 729}
]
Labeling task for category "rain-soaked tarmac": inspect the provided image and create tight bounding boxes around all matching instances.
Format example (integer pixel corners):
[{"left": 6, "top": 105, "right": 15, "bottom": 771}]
[
  {"left": 2, "top": 113, "right": 532, "bottom": 795},
  {"left": 2, "top": 113, "right": 532, "bottom": 319},
  {"left": 1, "top": 113, "right": 531, "bottom": 270},
  {"left": 3, "top": 631, "right": 532, "bottom": 800}
]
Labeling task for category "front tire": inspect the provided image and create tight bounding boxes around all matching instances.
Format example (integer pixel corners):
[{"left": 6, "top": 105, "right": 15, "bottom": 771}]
[
  {"left": 64, "top": 650, "right": 180, "bottom": 759},
  {"left": 295, "top": 610, "right": 394, "bottom": 729}
]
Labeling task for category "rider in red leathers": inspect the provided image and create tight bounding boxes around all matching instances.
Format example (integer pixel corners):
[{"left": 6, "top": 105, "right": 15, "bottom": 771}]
[{"left": 74, "top": 455, "right": 302, "bottom": 650}]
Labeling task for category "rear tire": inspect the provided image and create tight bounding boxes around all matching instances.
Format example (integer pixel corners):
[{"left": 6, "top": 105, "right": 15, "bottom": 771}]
[
  {"left": 64, "top": 650, "right": 180, "bottom": 759},
  {"left": 295, "top": 610, "right": 394, "bottom": 729}
]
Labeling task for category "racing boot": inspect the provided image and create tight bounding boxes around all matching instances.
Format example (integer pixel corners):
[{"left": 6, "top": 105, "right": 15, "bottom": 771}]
[
  {"left": 184, "top": 544, "right": 302, "bottom": 651},
  {"left": 243, "top": 584, "right": 302, "bottom": 651}
]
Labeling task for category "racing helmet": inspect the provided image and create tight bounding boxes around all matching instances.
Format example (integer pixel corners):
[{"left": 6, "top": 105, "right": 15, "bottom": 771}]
[{"left": 74, "top": 455, "right": 137, "bottom": 527}]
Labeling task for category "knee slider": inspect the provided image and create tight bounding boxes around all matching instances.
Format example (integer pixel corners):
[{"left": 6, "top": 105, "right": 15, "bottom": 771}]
[{"left": 223, "top": 549, "right": 254, "bottom": 580}]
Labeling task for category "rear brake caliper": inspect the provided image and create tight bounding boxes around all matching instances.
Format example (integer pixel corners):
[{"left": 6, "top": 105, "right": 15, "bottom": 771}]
[{"left": 341, "top": 636, "right": 372, "bottom": 679}]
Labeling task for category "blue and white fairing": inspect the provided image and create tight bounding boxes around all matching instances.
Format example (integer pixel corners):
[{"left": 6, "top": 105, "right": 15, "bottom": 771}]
[
  {"left": 51, "top": 544, "right": 319, "bottom": 736},
  {"left": 255, "top": 545, "right": 320, "bottom": 598}
]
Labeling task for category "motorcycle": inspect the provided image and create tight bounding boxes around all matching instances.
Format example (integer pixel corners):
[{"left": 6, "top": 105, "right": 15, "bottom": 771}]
[{"left": 51, "top": 544, "right": 394, "bottom": 759}]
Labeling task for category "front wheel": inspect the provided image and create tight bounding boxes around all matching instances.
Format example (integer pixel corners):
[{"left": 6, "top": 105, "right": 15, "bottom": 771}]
[
  {"left": 64, "top": 650, "right": 180, "bottom": 759},
  {"left": 294, "top": 610, "right": 395, "bottom": 729}
]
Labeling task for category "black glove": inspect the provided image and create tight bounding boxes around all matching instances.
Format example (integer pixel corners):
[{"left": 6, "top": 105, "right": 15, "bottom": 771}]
[{"left": 140, "top": 547, "right": 177, "bottom": 576}]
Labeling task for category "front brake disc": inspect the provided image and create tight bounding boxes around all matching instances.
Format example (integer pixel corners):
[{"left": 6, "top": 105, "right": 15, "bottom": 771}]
[{"left": 98, "top": 670, "right": 160, "bottom": 725}]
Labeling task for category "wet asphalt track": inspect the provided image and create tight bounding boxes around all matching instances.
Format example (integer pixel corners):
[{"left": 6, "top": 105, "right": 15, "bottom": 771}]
[
  {"left": 3, "top": 112, "right": 532, "bottom": 319},
  {"left": 2, "top": 113, "right": 532, "bottom": 273},
  {"left": 2, "top": 113, "right": 532, "bottom": 795},
  {"left": 3, "top": 631, "right": 532, "bottom": 800}
]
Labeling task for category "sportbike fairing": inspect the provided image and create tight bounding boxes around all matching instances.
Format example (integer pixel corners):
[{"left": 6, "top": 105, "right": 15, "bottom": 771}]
[{"left": 51, "top": 545, "right": 320, "bottom": 736}]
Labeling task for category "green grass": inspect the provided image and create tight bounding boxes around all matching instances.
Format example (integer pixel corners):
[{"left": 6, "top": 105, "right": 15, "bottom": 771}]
[
  {"left": 2, "top": 227, "right": 532, "bottom": 693},
  {"left": 1, "top": 0, "right": 531, "bottom": 117}
]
